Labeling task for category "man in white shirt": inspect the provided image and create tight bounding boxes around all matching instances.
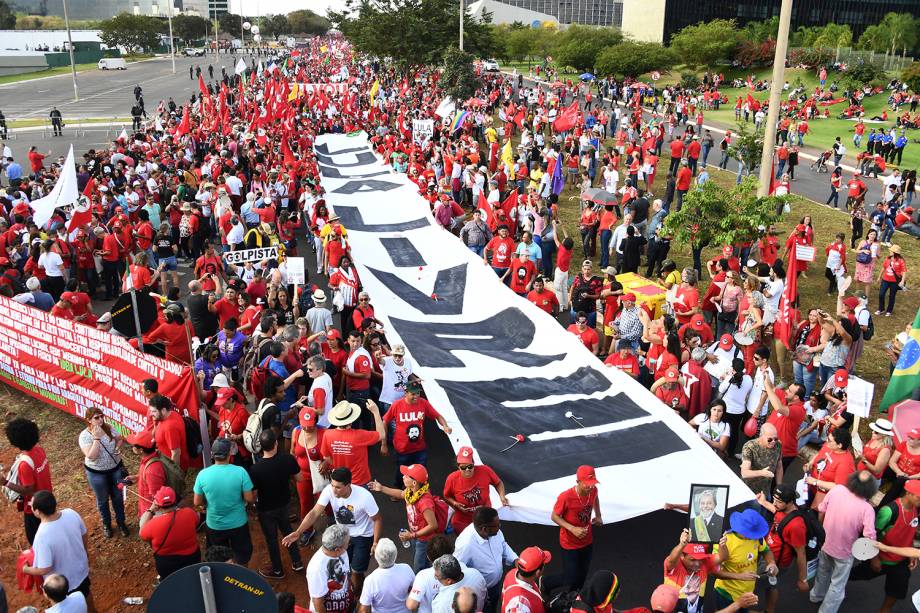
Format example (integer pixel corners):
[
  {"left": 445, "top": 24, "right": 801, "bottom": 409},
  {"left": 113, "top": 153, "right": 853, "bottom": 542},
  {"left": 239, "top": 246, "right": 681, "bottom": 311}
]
[
  {"left": 306, "top": 525, "right": 352, "bottom": 613},
  {"left": 430, "top": 555, "right": 487, "bottom": 613},
  {"left": 603, "top": 162, "right": 619, "bottom": 193},
  {"left": 747, "top": 347, "right": 774, "bottom": 421},
  {"left": 358, "top": 538, "right": 415, "bottom": 613},
  {"left": 306, "top": 354, "right": 335, "bottom": 428},
  {"left": 453, "top": 508, "right": 518, "bottom": 611},
  {"left": 43, "top": 574, "right": 87, "bottom": 613},
  {"left": 407, "top": 536, "right": 457, "bottom": 613}
]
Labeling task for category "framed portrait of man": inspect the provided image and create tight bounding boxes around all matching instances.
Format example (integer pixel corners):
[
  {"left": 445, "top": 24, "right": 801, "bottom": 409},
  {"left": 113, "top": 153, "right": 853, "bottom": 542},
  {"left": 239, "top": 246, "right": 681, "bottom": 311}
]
[{"left": 688, "top": 484, "right": 729, "bottom": 544}]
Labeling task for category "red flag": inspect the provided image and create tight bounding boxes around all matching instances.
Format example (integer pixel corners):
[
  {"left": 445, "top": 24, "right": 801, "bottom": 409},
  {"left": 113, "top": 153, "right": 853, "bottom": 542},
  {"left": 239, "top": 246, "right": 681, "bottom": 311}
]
[
  {"left": 553, "top": 101, "right": 580, "bottom": 132},
  {"left": 66, "top": 197, "right": 93, "bottom": 234},
  {"left": 773, "top": 251, "right": 798, "bottom": 349},
  {"left": 175, "top": 105, "right": 191, "bottom": 137},
  {"left": 280, "top": 136, "right": 295, "bottom": 167},
  {"left": 198, "top": 74, "right": 208, "bottom": 96},
  {"left": 477, "top": 192, "right": 494, "bottom": 228},
  {"left": 82, "top": 177, "right": 96, "bottom": 198},
  {"left": 513, "top": 109, "right": 525, "bottom": 130},
  {"left": 501, "top": 190, "right": 518, "bottom": 235}
]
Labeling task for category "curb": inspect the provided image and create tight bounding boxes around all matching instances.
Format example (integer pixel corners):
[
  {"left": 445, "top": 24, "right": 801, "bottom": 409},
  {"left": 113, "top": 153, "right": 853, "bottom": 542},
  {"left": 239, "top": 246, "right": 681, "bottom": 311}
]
[
  {"left": 7, "top": 121, "right": 132, "bottom": 133},
  {"left": 0, "top": 56, "right": 163, "bottom": 90}
]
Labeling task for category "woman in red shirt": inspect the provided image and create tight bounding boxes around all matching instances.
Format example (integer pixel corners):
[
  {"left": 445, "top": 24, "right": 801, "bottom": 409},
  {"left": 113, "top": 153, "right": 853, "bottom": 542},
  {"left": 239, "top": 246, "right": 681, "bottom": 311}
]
[
  {"left": 670, "top": 268, "right": 700, "bottom": 326},
  {"left": 856, "top": 419, "right": 894, "bottom": 486},
  {"left": 876, "top": 245, "right": 907, "bottom": 316},
  {"left": 651, "top": 368, "right": 688, "bottom": 415},
  {"left": 803, "top": 428, "right": 856, "bottom": 509},
  {"left": 291, "top": 408, "right": 326, "bottom": 519},
  {"left": 881, "top": 428, "right": 920, "bottom": 507},
  {"left": 578, "top": 206, "right": 599, "bottom": 260}
]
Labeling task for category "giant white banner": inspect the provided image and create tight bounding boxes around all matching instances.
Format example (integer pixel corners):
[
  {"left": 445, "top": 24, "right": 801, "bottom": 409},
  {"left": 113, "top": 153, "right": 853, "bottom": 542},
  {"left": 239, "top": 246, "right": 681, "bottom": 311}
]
[{"left": 316, "top": 132, "right": 753, "bottom": 525}]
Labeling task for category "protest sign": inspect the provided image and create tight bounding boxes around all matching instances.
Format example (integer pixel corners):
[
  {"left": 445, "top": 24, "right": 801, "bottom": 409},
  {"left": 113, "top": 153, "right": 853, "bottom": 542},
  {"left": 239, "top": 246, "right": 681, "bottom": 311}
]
[
  {"left": 223, "top": 246, "right": 280, "bottom": 265},
  {"left": 412, "top": 119, "right": 434, "bottom": 145},
  {"left": 287, "top": 257, "right": 306, "bottom": 285}
]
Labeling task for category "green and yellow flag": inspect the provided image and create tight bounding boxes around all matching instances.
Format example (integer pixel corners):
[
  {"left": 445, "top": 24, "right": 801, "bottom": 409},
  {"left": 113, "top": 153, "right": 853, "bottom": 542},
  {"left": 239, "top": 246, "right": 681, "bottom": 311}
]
[
  {"left": 369, "top": 79, "right": 380, "bottom": 107},
  {"left": 881, "top": 306, "right": 920, "bottom": 411}
]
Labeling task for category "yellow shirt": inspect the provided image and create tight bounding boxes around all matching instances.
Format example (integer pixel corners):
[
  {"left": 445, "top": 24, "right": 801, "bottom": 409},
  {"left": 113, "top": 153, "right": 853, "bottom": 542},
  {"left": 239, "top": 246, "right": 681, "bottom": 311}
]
[
  {"left": 485, "top": 127, "right": 497, "bottom": 144},
  {"left": 663, "top": 270, "right": 681, "bottom": 288},
  {"left": 713, "top": 533, "right": 768, "bottom": 601},
  {"left": 528, "top": 168, "right": 543, "bottom": 191},
  {"left": 319, "top": 223, "right": 348, "bottom": 246}
]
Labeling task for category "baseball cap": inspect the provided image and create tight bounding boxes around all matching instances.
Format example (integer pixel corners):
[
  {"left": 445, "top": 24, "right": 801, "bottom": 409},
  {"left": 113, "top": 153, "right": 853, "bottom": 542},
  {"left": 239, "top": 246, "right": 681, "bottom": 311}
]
[
  {"left": 326, "top": 329, "right": 342, "bottom": 340},
  {"left": 400, "top": 464, "right": 429, "bottom": 483},
  {"left": 456, "top": 446, "right": 475, "bottom": 464},
  {"left": 796, "top": 224, "right": 807, "bottom": 232},
  {"left": 691, "top": 315, "right": 706, "bottom": 328},
  {"left": 392, "top": 344, "right": 406, "bottom": 356},
  {"left": 722, "top": 245, "right": 733, "bottom": 257},
  {"left": 299, "top": 407, "right": 317, "bottom": 429},
  {"left": 842, "top": 296, "right": 859, "bottom": 309},
  {"left": 576, "top": 465, "right": 599, "bottom": 485},
  {"left": 909, "top": 428, "right": 920, "bottom": 440},
  {"left": 719, "top": 334, "right": 733, "bottom": 349},
  {"left": 665, "top": 367, "right": 679, "bottom": 382},
  {"left": 211, "top": 437, "right": 232, "bottom": 459},
  {"left": 773, "top": 483, "right": 797, "bottom": 503},
  {"left": 214, "top": 387, "right": 236, "bottom": 406},
  {"left": 517, "top": 546, "right": 552, "bottom": 572},
  {"left": 60, "top": 292, "right": 75, "bottom": 303},
  {"left": 126, "top": 428, "right": 155, "bottom": 448},
  {"left": 154, "top": 486, "right": 176, "bottom": 507},
  {"left": 834, "top": 368, "right": 848, "bottom": 388},
  {"left": 682, "top": 543, "right": 710, "bottom": 559},
  {"left": 905, "top": 480, "right": 920, "bottom": 496},
  {"left": 622, "top": 292, "right": 636, "bottom": 303},
  {"left": 650, "top": 584, "right": 679, "bottom": 613}
]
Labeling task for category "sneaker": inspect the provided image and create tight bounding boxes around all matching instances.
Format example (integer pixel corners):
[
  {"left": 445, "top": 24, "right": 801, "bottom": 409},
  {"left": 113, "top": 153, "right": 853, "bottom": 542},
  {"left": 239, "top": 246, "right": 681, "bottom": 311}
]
[
  {"left": 102, "top": 524, "right": 113, "bottom": 538},
  {"left": 292, "top": 561, "right": 304, "bottom": 572},
  {"left": 297, "top": 529, "right": 315, "bottom": 548},
  {"left": 875, "top": 310, "right": 883, "bottom": 315},
  {"left": 885, "top": 312, "right": 891, "bottom": 317},
  {"left": 259, "top": 567, "right": 285, "bottom": 580},
  {"left": 118, "top": 522, "right": 130, "bottom": 537}
]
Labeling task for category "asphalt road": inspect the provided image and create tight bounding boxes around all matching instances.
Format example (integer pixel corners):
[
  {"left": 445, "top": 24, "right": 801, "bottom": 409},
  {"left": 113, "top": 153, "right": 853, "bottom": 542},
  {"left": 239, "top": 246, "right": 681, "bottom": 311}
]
[{"left": 2, "top": 61, "right": 918, "bottom": 612}]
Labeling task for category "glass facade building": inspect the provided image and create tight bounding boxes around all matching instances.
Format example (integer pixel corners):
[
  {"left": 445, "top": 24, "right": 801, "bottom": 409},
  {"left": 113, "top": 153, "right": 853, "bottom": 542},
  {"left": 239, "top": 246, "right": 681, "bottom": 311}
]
[{"left": 493, "top": 0, "right": 623, "bottom": 26}]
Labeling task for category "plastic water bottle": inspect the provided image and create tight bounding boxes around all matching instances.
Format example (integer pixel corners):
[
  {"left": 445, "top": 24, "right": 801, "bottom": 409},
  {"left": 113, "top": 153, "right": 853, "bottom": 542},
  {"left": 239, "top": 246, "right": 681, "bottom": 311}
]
[
  {"left": 123, "top": 597, "right": 144, "bottom": 605},
  {"left": 768, "top": 574, "right": 777, "bottom": 587},
  {"left": 399, "top": 529, "right": 411, "bottom": 548}
]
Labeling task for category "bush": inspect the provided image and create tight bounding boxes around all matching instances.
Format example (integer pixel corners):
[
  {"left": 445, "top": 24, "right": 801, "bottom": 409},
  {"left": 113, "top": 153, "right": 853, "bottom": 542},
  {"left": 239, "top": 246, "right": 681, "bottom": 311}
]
[
  {"left": 902, "top": 62, "right": 920, "bottom": 93},
  {"left": 680, "top": 73, "right": 701, "bottom": 89},
  {"left": 735, "top": 39, "right": 776, "bottom": 67},
  {"left": 843, "top": 58, "right": 886, "bottom": 87},
  {"left": 788, "top": 47, "right": 834, "bottom": 69},
  {"left": 594, "top": 42, "right": 676, "bottom": 79}
]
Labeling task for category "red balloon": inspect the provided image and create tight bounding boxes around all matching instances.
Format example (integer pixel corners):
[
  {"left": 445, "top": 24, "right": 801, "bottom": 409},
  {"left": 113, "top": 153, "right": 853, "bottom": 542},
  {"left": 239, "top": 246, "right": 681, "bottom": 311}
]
[{"left": 742, "top": 416, "right": 759, "bottom": 438}]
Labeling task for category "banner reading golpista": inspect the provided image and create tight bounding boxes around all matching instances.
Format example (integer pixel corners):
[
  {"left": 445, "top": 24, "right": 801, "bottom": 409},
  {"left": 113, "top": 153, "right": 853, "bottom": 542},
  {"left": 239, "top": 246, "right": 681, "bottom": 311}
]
[
  {"left": 316, "top": 132, "right": 754, "bottom": 525},
  {"left": 0, "top": 296, "right": 197, "bottom": 433}
]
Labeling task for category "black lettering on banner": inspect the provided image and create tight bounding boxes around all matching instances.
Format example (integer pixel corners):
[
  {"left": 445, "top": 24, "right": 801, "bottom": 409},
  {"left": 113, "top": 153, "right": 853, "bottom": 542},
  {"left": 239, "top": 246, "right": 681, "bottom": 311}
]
[
  {"left": 366, "top": 264, "right": 465, "bottom": 315},
  {"left": 314, "top": 143, "right": 366, "bottom": 157},
  {"left": 333, "top": 206, "right": 429, "bottom": 233},
  {"left": 315, "top": 150, "right": 378, "bottom": 168},
  {"left": 436, "top": 374, "right": 689, "bottom": 491},
  {"left": 387, "top": 307, "right": 565, "bottom": 368},
  {"left": 331, "top": 180, "right": 402, "bottom": 195},
  {"left": 317, "top": 165, "right": 392, "bottom": 180},
  {"left": 380, "top": 237, "right": 426, "bottom": 267}
]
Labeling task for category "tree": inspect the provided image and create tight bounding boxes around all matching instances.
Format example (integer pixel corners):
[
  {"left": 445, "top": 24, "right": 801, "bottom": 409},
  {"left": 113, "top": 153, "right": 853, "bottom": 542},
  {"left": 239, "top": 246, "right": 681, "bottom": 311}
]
[
  {"left": 553, "top": 25, "right": 620, "bottom": 72},
  {"left": 503, "top": 26, "right": 531, "bottom": 63},
  {"left": 879, "top": 12, "right": 917, "bottom": 57},
  {"left": 727, "top": 121, "right": 763, "bottom": 177},
  {"left": 903, "top": 62, "right": 920, "bottom": 95},
  {"left": 812, "top": 23, "right": 852, "bottom": 60},
  {"left": 441, "top": 46, "right": 479, "bottom": 101},
  {"left": 171, "top": 14, "right": 208, "bottom": 44},
  {"left": 844, "top": 58, "right": 886, "bottom": 88},
  {"left": 217, "top": 12, "right": 241, "bottom": 37},
  {"left": 594, "top": 41, "right": 675, "bottom": 78},
  {"left": 857, "top": 24, "right": 888, "bottom": 53},
  {"left": 741, "top": 17, "right": 778, "bottom": 44},
  {"left": 261, "top": 14, "right": 289, "bottom": 38},
  {"left": 661, "top": 178, "right": 784, "bottom": 251},
  {"left": 286, "top": 9, "right": 331, "bottom": 35},
  {"left": 790, "top": 25, "right": 822, "bottom": 48},
  {"left": 99, "top": 13, "right": 162, "bottom": 53},
  {"left": 331, "top": 0, "right": 495, "bottom": 66},
  {"left": 0, "top": 0, "right": 16, "bottom": 29},
  {"left": 669, "top": 20, "right": 739, "bottom": 69}
]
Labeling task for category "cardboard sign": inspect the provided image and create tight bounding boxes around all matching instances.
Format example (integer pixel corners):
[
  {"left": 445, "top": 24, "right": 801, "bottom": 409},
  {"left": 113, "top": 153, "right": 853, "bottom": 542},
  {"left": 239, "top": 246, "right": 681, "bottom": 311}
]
[
  {"left": 223, "top": 246, "right": 279, "bottom": 265},
  {"left": 413, "top": 119, "right": 434, "bottom": 145},
  {"left": 287, "top": 257, "right": 306, "bottom": 285},
  {"left": 795, "top": 245, "right": 816, "bottom": 262},
  {"left": 846, "top": 375, "right": 874, "bottom": 419}
]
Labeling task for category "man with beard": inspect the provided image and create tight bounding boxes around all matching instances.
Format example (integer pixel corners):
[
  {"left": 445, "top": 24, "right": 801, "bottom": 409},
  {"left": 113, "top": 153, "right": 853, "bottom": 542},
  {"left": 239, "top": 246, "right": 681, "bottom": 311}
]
[
  {"left": 664, "top": 529, "right": 719, "bottom": 613},
  {"left": 307, "top": 524, "right": 354, "bottom": 613}
]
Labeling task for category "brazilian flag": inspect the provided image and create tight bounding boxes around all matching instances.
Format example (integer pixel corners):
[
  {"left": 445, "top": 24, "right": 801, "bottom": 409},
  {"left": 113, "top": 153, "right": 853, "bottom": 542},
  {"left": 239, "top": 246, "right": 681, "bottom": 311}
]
[{"left": 881, "top": 307, "right": 920, "bottom": 411}]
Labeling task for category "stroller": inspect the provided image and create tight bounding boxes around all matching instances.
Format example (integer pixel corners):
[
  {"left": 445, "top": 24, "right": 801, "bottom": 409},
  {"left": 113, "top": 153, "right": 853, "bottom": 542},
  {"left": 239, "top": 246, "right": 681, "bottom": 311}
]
[{"left": 811, "top": 150, "right": 831, "bottom": 173}]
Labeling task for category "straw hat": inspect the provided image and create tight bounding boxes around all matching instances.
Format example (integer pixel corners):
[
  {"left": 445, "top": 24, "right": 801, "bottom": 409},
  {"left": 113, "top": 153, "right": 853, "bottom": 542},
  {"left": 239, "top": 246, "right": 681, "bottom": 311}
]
[{"left": 328, "top": 401, "right": 362, "bottom": 427}]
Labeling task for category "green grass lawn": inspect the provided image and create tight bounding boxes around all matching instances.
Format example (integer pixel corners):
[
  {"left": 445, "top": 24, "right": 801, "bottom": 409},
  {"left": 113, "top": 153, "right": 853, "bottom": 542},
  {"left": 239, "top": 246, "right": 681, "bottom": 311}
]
[{"left": 0, "top": 62, "right": 102, "bottom": 85}]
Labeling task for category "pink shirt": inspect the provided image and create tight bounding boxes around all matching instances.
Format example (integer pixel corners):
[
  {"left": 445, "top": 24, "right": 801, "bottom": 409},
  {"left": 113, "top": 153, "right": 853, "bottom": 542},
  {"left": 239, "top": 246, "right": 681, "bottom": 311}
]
[{"left": 818, "top": 484, "right": 876, "bottom": 559}]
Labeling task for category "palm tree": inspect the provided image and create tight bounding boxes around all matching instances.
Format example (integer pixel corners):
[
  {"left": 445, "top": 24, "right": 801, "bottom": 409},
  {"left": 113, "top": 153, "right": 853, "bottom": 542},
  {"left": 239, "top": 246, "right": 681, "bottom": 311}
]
[{"left": 813, "top": 23, "right": 852, "bottom": 63}]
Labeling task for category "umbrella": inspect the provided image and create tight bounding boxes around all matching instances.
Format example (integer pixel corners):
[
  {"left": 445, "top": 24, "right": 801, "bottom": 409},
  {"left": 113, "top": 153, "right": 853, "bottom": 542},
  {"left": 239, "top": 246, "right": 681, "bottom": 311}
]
[
  {"left": 550, "top": 81, "right": 564, "bottom": 88},
  {"left": 580, "top": 73, "right": 595, "bottom": 81},
  {"left": 111, "top": 290, "right": 159, "bottom": 339},
  {"left": 581, "top": 188, "right": 618, "bottom": 207},
  {"left": 890, "top": 399, "right": 920, "bottom": 444}
]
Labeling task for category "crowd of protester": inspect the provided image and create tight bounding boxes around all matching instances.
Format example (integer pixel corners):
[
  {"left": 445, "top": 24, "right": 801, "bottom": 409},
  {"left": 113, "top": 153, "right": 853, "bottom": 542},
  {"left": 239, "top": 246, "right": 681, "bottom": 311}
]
[{"left": 0, "top": 35, "right": 918, "bottom": 613}]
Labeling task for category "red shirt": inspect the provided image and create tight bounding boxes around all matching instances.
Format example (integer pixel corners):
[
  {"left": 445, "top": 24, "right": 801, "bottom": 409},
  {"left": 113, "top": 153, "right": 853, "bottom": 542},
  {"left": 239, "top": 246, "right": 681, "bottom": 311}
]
[
  {"left": 676, "top": 167, "right": 693, "bottom": 191},
  {"left": 501, "top": 571, "right": 545, "bottom": 613},
  {"left": 509, "top": 259, "right": 536, "bottom": 294},
  {"left": 130, "top": 265, "right": 151, "bottom": 290},
  {"left": 443, "top": 465, "right": 501, "bottom": 532},
  {"left": 847, "top": 179, "right": 866, "bottom": 198},
  {"left": 669, "top": 140, "right": 685, "bottom": 159},
  {"left": 218, "top": 404, "right": 250, "bottom": 458},
  {"left": 672, "top": 286, "right": 699, "bottom": 324},
  {"left": 604, "top": 353, "right": 640, "bottom": 377},
  {"left": 767, "top": 399, "right": 806, "bottom": 458},
  {"left": 383, "top": 397, "right": 442, "bottom": 454},
  {"left": 102, "top": 233, "right": 121, "bottom": 262},
  {"left": 567, "top": 324, "right": 599, "bottom": 351},
  {"left": 881, "top": 257, "right": 906, "bottom": 283},
  {"left": 895, "top": 441, "right": 920, "bottom": 475},
  {"left": 212, "top": 298, "right": 242, "bottom": 329},
  {"left": 486, "top": 236, "right": 516, "bottom": 268},
  {"left": 145, "top": 321, "right": 193, "bottom": 364},
  {"left": 766, "top": 510, "right": 806, "bottom": 568},
  {"left": 137, "top": 453, "right": 167, "bottom": 516},
  {"left": 656, "top": 384, "right": 688, "bottom": 412},
  {"left": 135, "top": 221, "right": 155, "bottom": 250},
  {"left": 406, "top": 493, "right": 437, "bottom": 541},
  {"left": 663, "top": 554, "right": 718, "bottom": 602},
  {"left": 195, "top": 255, "right": 223, "bottom": 278},
  {"left": 17, "top": 446, "right": 52, "bottom": 515},
  {"left": 139, "top": 507, "right": 200, "bottom": 556},
  {"left": 527, "top": 289, "right": 559, "bottom": 314},
  {"left": 345, "top": 350, "right": 371, "bottom": 391},
  {"left": 553, "top": 486, "right": 597, "bottom": 549},
  {"left": 320, "top": 428, "right": 381, "bottom": 486},
  {"left": 154, "top": 410, "right": 190, "bottom": 471},
  {"left": 810, "top": 445, "right": 856, "bottom": 486},
  {"left": 556, "top": 244, "right": 573, "bottom": 273}
]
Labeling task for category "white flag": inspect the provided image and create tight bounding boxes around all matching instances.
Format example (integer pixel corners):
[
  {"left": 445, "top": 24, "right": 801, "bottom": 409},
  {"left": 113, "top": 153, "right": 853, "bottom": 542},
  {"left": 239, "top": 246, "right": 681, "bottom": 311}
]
[
  {"left": 257, "top": 61, "right": 264, "bottom": 73},
  {"left": 30, "top": 145, "right": 79, "bottom": 229},
  {"left": 435, "top": 96, "right": 455, "bottom": 119},
  {"left": 235, "top": 58, "right": 247, "bottom": 75},
  {"left": 155, "top": 117, "right": 164, "bottom": 132},
  {"left": 118, "top": 128, "right": 128, "bottom": 142}
]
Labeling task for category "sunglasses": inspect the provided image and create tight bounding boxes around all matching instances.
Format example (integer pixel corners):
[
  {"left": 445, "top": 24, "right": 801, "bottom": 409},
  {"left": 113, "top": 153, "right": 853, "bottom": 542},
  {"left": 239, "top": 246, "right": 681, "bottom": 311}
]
[
  {"left": 764, "top": 437, "right": 777, "bottom": 443},
  {"left": 458, "top": 464, "right": 474, "bottom": 471}
]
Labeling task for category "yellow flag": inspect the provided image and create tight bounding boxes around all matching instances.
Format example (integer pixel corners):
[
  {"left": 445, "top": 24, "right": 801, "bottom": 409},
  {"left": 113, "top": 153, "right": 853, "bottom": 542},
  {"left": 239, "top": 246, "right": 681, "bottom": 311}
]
[
  {"left": 320, "top": 45, "right": 328, "bottom": 53},
  {"left": 369, "top": 79, "right": 380, "bottom": 106},
  {"left": 287, "top": 82, "right": 299, "bottom": 102},
  {"left": 501, "top": 140, "right": 515, "bottom": 180}
]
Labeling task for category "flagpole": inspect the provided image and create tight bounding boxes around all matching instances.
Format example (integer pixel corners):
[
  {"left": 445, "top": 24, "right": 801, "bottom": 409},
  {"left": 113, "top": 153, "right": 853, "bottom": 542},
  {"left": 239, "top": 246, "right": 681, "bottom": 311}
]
[
  {"left": 62, "top": 0, "right": 79, "bottom": 102},
  {"left": 459, "top": 0, "right": 465, "bottom": 51},
  {"left": 166, "top": 0, "right": 176, "bottom": 74},
  {"left": 756, "top": 0, "right": 792, "bottom": 197}
]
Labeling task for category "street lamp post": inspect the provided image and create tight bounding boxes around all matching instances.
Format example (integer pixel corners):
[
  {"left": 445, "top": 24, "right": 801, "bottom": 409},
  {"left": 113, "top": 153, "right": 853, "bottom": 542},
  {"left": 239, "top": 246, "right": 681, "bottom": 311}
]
[
  {"left": 243, "top": 21, "right": 251, "bottom": 52},
  {"left": 61, "top": 0, "right": 79, "bottom": 101},
  {"left": 459, "top": 0, "right": 465, "bottom": 51},
  {"left": 757, "top": 0, "right": 794, "bottom": 197},
  {"left": 166, "top": 0, "right": 176, "bottom": 74}
]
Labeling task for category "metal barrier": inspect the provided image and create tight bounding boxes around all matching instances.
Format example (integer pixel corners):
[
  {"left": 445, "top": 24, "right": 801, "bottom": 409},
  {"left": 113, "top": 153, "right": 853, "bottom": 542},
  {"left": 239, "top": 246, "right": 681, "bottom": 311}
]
[{"left": 5, "top": 117, "right": 134, "bottom": 141}]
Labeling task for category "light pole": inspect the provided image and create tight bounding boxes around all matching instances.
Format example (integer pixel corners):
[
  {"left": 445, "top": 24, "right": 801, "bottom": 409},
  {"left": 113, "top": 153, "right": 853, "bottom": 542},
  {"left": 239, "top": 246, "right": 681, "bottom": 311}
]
[
  {"left": 243, "top": 20, "right": 251, "bottom": 51},
  {"left": 459, "top": 0, "right": 465, "bottom": 51},
  {"left": 166, "top": 0, "right": 176, "bottom": 73},
  {"left": 757, "top": 0, "right": 793, "bottom": 197},
  {"left": 61, "top": 0, "right": 79, "bottom": 101}
]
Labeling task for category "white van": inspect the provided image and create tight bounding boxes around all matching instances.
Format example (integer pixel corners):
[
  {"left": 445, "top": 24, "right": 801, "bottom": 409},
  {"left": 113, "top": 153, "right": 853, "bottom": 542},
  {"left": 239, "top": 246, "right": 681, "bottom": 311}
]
[{"left": 98, "top": 58, "right": 127, "bottom": 70}]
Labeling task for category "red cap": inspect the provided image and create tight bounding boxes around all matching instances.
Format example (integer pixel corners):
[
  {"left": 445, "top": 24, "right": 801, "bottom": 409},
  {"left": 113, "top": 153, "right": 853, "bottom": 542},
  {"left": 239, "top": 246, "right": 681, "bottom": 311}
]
[
  {"left": 682, "top": 543, "right": 710, "bottom": 559},
  {"left": 326, "top": 329, "right": 342, "bottom": 340},
  {"left": 576, "top": 465, "right": 599, "bottom": 485},
  {"left": 622, "top": 292, "right": 636, "bottom": 302},
  {"left": 691, "top": 316, "right": 706, "bottom": 328},
  {"left": 909, "top": 428, "right": 920, "bottom": 440},
  {"left": 400, "top": 464, "right": 429, "bottom": 483},
  {"left": 154, "top": 486, "right": 176, "bottom": 506},
  {"left": 842, "top": 296, "right": 859, "bottom": 309},
  {"left": 333, "top": 224, "right": 343, "bottom": 235},
  {"left": 456, "top": 446, "right": 475, "bottom": 464},
  {"left": 517, "top": 546, "right": 552, "bottom": 572},
  {"left": 650, "top": 585, "right": 679, "bottom": 613},
  {"left": 214, "top": 386, "right": 236, "bottom": 406},
  {"left": 127, "top": 428, "right": 155, "bottom": 448},
  {"left": 834, "top": 368, "right": 848, "bottom": 387},
  {"left": 905, "top": 480, "right": 920, "bottom": 496},
  {"left": 299, "top": 407, "right": 317, "bottom": 430},
  {"left": 719, "top": 334, "right": 733, "bottom": 349},
  {"left": 665, "top": 367, "right": 679, "bottom": 382},
  {"left": 59, "top": 292, "right": 75, "bottom": 303},
  {"left": 796, "top": 224, "right": 807, "bottom": 232},
  {"left": 722, "top": 245, "right": 733, "bottom": 257}
]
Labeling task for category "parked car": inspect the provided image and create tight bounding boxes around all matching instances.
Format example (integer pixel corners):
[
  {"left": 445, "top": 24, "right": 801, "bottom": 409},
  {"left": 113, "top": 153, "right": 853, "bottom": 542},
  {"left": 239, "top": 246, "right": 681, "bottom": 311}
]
[
  {"left": 97, "top": 57, "right": 127, "bottom": 70},
  {"left": 481, "top": 59, "right": 499, "bottom": 72},
  {"left": 183, "top": 48, "right": 205, "bottom": 57}
]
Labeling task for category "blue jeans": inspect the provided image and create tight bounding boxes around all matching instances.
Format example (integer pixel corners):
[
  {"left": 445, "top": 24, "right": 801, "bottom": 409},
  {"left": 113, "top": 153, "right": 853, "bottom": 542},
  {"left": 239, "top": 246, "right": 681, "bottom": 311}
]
[
  {"left": 394, "top": 449, "right": 428, "bottom": 487},
  {"left": 412, "top": 538, "right": 429, "bottom": 573},
  {"left": 879, "top": 279, "right": 900, "bottom": 314},
  {"left": 882, "top": 218, "right": 895, "bottom": 243},
  {"left": 86, "top": 466, "right": 126, "bottom": 527},
  {"left": 818, "top": 364, "right": 841, "bottom": 391},
  {"left": 793, "top": 361, "right": 818, "bottom": 398},
  {"left": 468, "top": 244, "right": 484, "bottom": 257},
  {"left": 599, "top": 229, "right": 612, "bottom": 268}
]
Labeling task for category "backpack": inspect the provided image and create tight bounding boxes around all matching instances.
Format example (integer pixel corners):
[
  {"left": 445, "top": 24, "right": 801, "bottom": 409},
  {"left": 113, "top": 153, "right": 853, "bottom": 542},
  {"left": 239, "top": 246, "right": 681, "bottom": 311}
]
[
  {"left": 432, "top": 495, "right": 450, "bottom": 534},
  {"left": 243, "top": 398, "right": 275, "bottom": 454},
  {"left": 546, "top": 591, "right": 582, "bottom": 613},
  {"left": 860, "top": 309, "right": 875, "bottom": 341},
  {"left": 2, "top": 453, "right": 34, "bottom": 503},
  {"left": 241, "top": 338, "right": 273, "bottom": 398},
  {"left": 248, "top": 356, "right": 273, "bottom": 400},
  {"left": 144, "top": 453, "right": 186, "bottom": 500},
  {"left": 777, "top": 508, "right": 825, "bottom": 580},
  {"left": 181, "top": 412, "right": 203, "bottom": 459}
]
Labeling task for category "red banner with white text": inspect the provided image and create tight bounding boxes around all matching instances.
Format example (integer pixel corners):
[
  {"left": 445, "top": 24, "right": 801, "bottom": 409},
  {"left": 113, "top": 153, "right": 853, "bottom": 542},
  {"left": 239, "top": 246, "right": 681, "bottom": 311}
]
[{"left": 0, "top": 296, "right": 197, "bottom": 434}]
